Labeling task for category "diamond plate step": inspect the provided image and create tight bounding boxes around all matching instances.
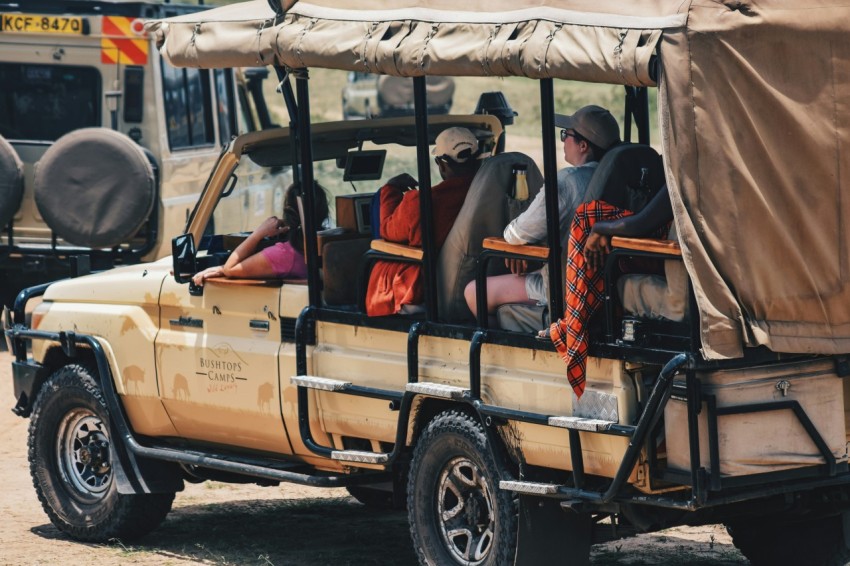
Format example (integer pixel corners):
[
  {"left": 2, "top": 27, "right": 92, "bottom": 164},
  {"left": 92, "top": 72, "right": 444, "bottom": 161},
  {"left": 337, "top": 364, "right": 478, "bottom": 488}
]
[
  {"left": 330, "top": 450, "right": 390, "bottom": 464},
  {"left": 291, "top": 375, "right": 351, "bottom": 391},
  {"left": 548, "top": 416, "right": 617, "bottom": 432},
  {"left": 500, "top": 480, "right": 562, "bottom": 495},
  {"left": 406, "top": 382, "right": 468, "bottom": 399}
]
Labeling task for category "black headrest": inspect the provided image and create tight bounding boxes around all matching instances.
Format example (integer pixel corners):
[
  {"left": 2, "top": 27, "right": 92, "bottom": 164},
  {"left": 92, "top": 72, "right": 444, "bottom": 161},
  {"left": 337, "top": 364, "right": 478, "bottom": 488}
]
[{"left": 582, "top": 143, "right": 664, "bottom": 213}]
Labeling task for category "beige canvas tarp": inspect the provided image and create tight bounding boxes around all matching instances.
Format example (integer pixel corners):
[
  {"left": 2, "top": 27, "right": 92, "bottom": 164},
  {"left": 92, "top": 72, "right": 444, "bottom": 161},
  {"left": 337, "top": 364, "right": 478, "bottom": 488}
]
[{"left": 150, "top": 1, "right": 850, "bottom": 361}]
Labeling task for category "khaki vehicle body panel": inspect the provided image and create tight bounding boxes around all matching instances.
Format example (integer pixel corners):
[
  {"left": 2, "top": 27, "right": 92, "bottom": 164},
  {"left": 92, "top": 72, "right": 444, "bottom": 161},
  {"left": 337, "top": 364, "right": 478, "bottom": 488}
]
[
  {"left": 35, "top": 259, "right": 178, "bottom": 437},
  {"left": 156, "top": 275, "right": 293, "bottom": 454},
  {"left": 313, "top": 321, "right": 637, "bottom": 479}
]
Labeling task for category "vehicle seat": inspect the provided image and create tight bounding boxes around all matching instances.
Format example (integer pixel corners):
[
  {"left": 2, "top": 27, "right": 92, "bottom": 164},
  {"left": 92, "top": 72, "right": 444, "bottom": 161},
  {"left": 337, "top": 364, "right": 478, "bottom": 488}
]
[
  {"left": 437, "top": 152, "right": 542, "bottom": 322},
  {"left": 618, "top": 226, "right": 689, "bottom": 322},
  {"left": 581, "top": 143, "right": 665, "bottom": 210},
  {"left": 494, "top": 143, "right": 665, "bottom": 333}
]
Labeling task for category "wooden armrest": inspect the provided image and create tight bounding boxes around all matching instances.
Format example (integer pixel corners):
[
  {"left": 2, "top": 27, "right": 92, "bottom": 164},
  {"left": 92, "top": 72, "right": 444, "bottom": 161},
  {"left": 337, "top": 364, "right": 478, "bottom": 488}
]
[
  {"left": 370, "top": 239, "right": 424, "bottom": 260},
  {"left": 611, "top": 237, "right": 682, "bottom": 256},
  {"left": 482, "top": 237, "right": 550, "bottom": 259},
  {"left": 206, "top": 278, "right": 284, "bottom": 288}
]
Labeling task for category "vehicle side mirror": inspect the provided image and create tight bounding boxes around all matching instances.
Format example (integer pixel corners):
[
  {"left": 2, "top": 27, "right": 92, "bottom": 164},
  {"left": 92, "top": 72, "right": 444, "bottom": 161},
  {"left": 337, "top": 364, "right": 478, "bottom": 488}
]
[{"left": 172, "top": 234, "right": 197, "bottom": 284}]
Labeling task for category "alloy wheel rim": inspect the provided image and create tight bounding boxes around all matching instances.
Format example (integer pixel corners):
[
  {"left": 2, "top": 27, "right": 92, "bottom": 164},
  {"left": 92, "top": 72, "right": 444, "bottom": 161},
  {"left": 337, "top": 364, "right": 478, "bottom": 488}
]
[
  {"left": 56, "top": 409, "right": 112, "bottom": 501},
  {"left": 436, "top": 456, "right": 495, "bottom": 564}
]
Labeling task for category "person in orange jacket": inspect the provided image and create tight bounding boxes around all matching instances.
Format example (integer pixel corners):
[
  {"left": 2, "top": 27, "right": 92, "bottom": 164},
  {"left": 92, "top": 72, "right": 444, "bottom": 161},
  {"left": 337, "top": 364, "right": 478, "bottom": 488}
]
[{"left": 366, "top": 127, "right": 486, "bottom": 316}]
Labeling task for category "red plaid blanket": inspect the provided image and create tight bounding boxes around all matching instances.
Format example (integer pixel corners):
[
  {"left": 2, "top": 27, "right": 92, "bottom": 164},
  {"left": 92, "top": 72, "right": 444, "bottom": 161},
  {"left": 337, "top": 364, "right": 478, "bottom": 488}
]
[{"left": 548, "top": 201, "right": 633, "bottom": 398}]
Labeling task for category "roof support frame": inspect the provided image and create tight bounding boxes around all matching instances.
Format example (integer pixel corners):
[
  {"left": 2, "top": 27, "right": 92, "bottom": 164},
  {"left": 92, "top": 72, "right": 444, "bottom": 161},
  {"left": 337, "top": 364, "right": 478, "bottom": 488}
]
[
  {"left": 413, "top": 76, "right": 438, "bottom": 321},
  {"left": 539, "top": 79, "right": 564, "bottom": 322}
]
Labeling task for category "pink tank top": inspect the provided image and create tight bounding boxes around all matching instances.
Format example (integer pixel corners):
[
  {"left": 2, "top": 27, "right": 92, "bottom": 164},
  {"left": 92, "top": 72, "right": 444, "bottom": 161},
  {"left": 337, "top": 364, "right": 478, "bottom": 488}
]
[{"left": 259, "top": 241, "right": 307, "bottom": 279}]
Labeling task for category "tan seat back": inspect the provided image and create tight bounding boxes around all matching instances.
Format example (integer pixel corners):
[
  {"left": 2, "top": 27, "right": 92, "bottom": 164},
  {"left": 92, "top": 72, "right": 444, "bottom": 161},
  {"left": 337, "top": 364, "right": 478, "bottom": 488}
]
[{"left": 436, "top": 152, "right": 542, "bottom": 321}]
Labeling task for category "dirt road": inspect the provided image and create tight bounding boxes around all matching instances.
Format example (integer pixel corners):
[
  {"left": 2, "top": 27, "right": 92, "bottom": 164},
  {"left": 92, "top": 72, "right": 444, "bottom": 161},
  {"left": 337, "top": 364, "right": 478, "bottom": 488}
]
[{"left": 0, "top": 349, "right": 747, "bottom": 565}]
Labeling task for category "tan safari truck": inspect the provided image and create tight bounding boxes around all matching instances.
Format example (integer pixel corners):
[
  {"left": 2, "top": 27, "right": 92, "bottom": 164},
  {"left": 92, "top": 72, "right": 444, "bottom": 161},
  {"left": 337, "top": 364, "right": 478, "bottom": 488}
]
[
  {"left": 7, "top": 1, "right": 850, "bottom": 565},
  {"left": 0, "top": 0, "right": 289, "bottom": 309}
]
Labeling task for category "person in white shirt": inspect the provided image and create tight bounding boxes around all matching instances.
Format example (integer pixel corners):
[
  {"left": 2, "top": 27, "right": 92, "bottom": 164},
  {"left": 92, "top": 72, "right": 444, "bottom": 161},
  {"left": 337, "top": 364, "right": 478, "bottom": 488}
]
[{"left": 464, "top": 105, "right": 620, "bottom": 319}]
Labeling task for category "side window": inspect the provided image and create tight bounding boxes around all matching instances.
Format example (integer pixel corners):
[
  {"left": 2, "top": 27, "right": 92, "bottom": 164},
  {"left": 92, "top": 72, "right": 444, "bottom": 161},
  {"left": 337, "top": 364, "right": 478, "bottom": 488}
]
[
  {"left": 214, "top": 69, "right": 236, "bottom": 144},
  {"left": 0, "top": 63, "right": 100, "bottom": 141},
  {"left": 161, "top": 60, "right": 214, "bottom": 149}
]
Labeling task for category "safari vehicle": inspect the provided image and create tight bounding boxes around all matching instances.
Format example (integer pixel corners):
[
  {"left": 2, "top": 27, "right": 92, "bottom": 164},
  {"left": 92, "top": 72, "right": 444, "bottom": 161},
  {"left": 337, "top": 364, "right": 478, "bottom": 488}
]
[
  {"left": 0, "top": 0, "right": 288, "bottom": 308},
  {"left": 342, "top": 72, "right": 455, "bottom": 120},
  {"left": 6, "top": 1, "right": 850, "bottom": 565}
]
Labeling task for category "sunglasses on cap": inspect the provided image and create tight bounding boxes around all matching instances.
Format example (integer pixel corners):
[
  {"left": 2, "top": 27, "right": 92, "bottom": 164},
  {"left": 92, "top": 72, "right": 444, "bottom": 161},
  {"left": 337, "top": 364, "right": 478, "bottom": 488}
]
[
  {"left": 434, "top": 147, "right": 475, "bottom": 165},
  {"left": 560, "top": 129, "right": 584, "bottom": 143}
]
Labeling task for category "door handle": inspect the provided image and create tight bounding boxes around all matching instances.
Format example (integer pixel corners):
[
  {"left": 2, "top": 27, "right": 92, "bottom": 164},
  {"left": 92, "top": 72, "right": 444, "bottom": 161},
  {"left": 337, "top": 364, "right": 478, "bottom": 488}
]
[
  {"left": 250, "top": 319, "right": 270, "bottom": 332},
  {"left": 169, "top": 316, "right": 203, "bottom": 328}
]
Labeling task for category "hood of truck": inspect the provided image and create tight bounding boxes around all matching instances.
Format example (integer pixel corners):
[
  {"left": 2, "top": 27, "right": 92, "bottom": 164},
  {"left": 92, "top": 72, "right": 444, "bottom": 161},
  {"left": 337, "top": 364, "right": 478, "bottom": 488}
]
[{"left": 43, "top": 257, "right": 172, "bottom": 305}]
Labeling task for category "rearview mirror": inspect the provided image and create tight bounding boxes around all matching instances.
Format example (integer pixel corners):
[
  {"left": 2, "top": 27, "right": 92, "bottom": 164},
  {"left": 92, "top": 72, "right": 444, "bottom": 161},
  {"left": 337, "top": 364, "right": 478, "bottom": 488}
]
[{"left": 172, "top": 234, "right": 197, "bottom": 284}]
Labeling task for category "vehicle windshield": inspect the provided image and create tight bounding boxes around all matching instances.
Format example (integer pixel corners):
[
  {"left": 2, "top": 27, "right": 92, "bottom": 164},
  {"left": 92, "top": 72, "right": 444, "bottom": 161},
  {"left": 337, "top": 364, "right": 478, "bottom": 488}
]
[{"left": 0, "top": 63, "right": 100, "bottom": 141}]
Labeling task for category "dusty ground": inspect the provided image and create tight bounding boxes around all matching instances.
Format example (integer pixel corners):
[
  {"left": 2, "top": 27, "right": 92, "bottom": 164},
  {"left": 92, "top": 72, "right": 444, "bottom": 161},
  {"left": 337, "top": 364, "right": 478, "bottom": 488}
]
[{"left": 0, "top": 349, "right": 747, "bottom": 565}]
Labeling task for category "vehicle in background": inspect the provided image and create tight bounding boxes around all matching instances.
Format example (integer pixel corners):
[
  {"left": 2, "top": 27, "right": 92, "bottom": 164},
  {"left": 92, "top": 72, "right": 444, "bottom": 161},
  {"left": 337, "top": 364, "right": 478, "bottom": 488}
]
[
  {"left": 342, "top": 72, "right": 454, "bottom": 120},
  {"left": 0, "top": 0, "right": 289, "bottom": 308}
]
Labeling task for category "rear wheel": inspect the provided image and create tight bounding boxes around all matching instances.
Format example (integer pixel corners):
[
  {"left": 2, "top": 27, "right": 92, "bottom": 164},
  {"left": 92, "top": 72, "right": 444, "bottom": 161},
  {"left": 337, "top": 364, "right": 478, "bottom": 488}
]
[
  {"left": 28, "top": 364, "right": 174, "bottom": 542},
  {"left": 727, "top": 514, "right": 850, "bottom": 566},
  {"left": 407, "top": 410, "right": 517, "bottom": 566}
]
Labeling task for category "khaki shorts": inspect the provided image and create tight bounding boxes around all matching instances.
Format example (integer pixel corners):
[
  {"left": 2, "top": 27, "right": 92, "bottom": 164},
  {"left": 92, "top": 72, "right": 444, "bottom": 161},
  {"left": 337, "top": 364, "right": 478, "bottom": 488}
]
[{"left": 524, "top": 266, "right": 549, "bottom": 304}]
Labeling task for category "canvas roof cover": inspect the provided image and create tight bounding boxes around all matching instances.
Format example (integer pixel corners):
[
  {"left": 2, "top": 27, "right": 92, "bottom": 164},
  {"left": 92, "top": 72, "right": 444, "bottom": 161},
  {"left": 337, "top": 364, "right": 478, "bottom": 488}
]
[{"left": 150, "top": 1, "right": 850, "bottom": 361}]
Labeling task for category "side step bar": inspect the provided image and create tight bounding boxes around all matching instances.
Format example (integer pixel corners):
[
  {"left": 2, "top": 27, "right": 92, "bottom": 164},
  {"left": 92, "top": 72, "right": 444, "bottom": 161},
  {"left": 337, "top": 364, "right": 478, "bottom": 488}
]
[
  {"left": 406, "top": 382, "right": 468, "bottom": 399},
  {"left": 292, "top": 375, "right": 351, "bottom": 391},
  {"left": 548, "top": 416, "right": 623, "bottom": 432}
]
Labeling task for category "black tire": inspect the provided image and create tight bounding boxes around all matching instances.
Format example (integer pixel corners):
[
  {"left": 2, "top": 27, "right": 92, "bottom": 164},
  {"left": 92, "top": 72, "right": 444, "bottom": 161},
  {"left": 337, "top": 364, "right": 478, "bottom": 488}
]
[
  {"left": 407, "top": 410, "right": 517, "bottom": 566},
  {"left": 727, "top": 514, "right": 850, "bottom": 566},
  {"left": 28, "top": 364, "right": 174, "bottom": 542},
  {"left": 0, "top": 134, "right": 24, "bottom": 229}
]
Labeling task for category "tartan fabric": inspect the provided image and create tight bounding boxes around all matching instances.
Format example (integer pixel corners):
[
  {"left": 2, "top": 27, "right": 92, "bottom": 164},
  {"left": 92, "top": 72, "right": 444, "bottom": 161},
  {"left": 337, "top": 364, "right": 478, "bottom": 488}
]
[{"left": 549, "top": 201, "right": 633, "bottom": 398}]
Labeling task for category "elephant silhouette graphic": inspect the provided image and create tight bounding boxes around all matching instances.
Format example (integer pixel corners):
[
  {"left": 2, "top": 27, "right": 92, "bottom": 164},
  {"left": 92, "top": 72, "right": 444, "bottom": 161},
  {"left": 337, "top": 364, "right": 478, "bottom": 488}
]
[{"left": 172, "top": 373, "right": 190, "bottom": 400}]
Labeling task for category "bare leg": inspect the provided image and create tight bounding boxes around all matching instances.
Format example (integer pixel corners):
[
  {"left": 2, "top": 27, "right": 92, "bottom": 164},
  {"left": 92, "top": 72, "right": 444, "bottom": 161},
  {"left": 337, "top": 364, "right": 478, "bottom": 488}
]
[{"left": 464, "top": 274, "right": 536, "bottom": 317}]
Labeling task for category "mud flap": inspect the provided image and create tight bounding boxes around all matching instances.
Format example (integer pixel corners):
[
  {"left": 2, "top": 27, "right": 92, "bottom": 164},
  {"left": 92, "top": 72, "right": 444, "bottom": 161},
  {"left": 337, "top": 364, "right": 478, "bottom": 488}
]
[
  {"left": 109, "top": 426, "right": 184, "bottom": 495},
  {"left": 514, "top": 495, "right": 591, "bottom": 565}
]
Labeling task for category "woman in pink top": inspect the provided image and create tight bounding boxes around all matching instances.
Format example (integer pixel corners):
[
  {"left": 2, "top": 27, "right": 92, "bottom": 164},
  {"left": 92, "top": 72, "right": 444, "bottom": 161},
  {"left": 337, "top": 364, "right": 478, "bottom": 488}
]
[{"left": 192, "top": 183, "right": 329, "bottom": 285}]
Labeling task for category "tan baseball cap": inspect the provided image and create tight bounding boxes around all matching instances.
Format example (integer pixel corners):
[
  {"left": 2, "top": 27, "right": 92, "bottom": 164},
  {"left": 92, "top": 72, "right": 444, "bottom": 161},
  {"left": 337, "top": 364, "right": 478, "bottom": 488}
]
[
  {"left": 555, "top": 105, "right": 620, "bottom": 149},
  {"left": 431, "top": 127, "right": 485, "bottom": 163}
]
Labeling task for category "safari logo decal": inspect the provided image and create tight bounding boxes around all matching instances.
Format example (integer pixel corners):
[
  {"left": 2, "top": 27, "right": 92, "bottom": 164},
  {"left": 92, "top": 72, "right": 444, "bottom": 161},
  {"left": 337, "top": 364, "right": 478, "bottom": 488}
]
[{"left": 196, "top": 342, "right": 249, "bottom": 393}]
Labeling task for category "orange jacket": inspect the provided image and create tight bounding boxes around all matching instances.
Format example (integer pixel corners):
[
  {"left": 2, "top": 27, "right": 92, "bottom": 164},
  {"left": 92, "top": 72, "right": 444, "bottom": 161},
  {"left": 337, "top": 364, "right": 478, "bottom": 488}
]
[{"left": 366, "top": 175, "right": 474, "bottom": 316}]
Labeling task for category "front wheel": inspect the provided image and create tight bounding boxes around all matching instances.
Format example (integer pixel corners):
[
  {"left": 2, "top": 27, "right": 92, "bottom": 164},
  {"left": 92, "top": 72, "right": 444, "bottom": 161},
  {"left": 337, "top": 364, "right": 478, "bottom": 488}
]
[
  {"left": 407, "top": 410, "right": 517, "bottom": 566},
  {"left": 28, "top": 364, "right": 174, "bottom": 542}
]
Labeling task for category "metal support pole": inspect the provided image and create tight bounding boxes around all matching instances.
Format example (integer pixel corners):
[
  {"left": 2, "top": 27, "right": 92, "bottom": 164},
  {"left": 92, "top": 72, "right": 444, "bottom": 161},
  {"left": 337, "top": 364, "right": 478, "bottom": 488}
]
[
  {"left": 413, "top": 76, "right": 438, "bottom": 321},
  {"left": 539, "top": 79, "right": 563, "bottom": 322},
  {"left": 294, "top": 70, "right": 321, "bottom": 307}
]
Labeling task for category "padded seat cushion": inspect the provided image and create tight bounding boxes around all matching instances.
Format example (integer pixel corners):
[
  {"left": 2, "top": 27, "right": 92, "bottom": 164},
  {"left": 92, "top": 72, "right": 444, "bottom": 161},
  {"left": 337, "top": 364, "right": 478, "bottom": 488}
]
[
  {"left": 436, "top": 152, "right": 543, "bottom": 321},
  {"left": 323, "top": 237, "right": 372, "bottom": 305}
]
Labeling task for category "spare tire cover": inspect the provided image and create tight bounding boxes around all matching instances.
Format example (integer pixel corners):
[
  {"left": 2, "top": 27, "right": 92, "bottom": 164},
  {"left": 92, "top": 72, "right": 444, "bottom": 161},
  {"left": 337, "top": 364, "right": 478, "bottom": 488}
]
[
  {"left": 34, "top": 128, "right": 155, "bottom": 248},
  {"left": 0, "top": 135, "right": 25, "bottom": 230},
  {"left": 377, "top": 76, "right": 455, "bottom": 108}
]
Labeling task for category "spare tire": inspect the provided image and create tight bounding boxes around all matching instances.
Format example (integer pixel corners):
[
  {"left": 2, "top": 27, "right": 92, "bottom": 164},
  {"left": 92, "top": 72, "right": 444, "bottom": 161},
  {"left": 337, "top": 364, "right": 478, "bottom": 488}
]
[
  {"left": 34, "top": 128, "right": 155, "bottom": 248},
  {"left": 0, "top": 135, "right": 25, "bottom": 230}
]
